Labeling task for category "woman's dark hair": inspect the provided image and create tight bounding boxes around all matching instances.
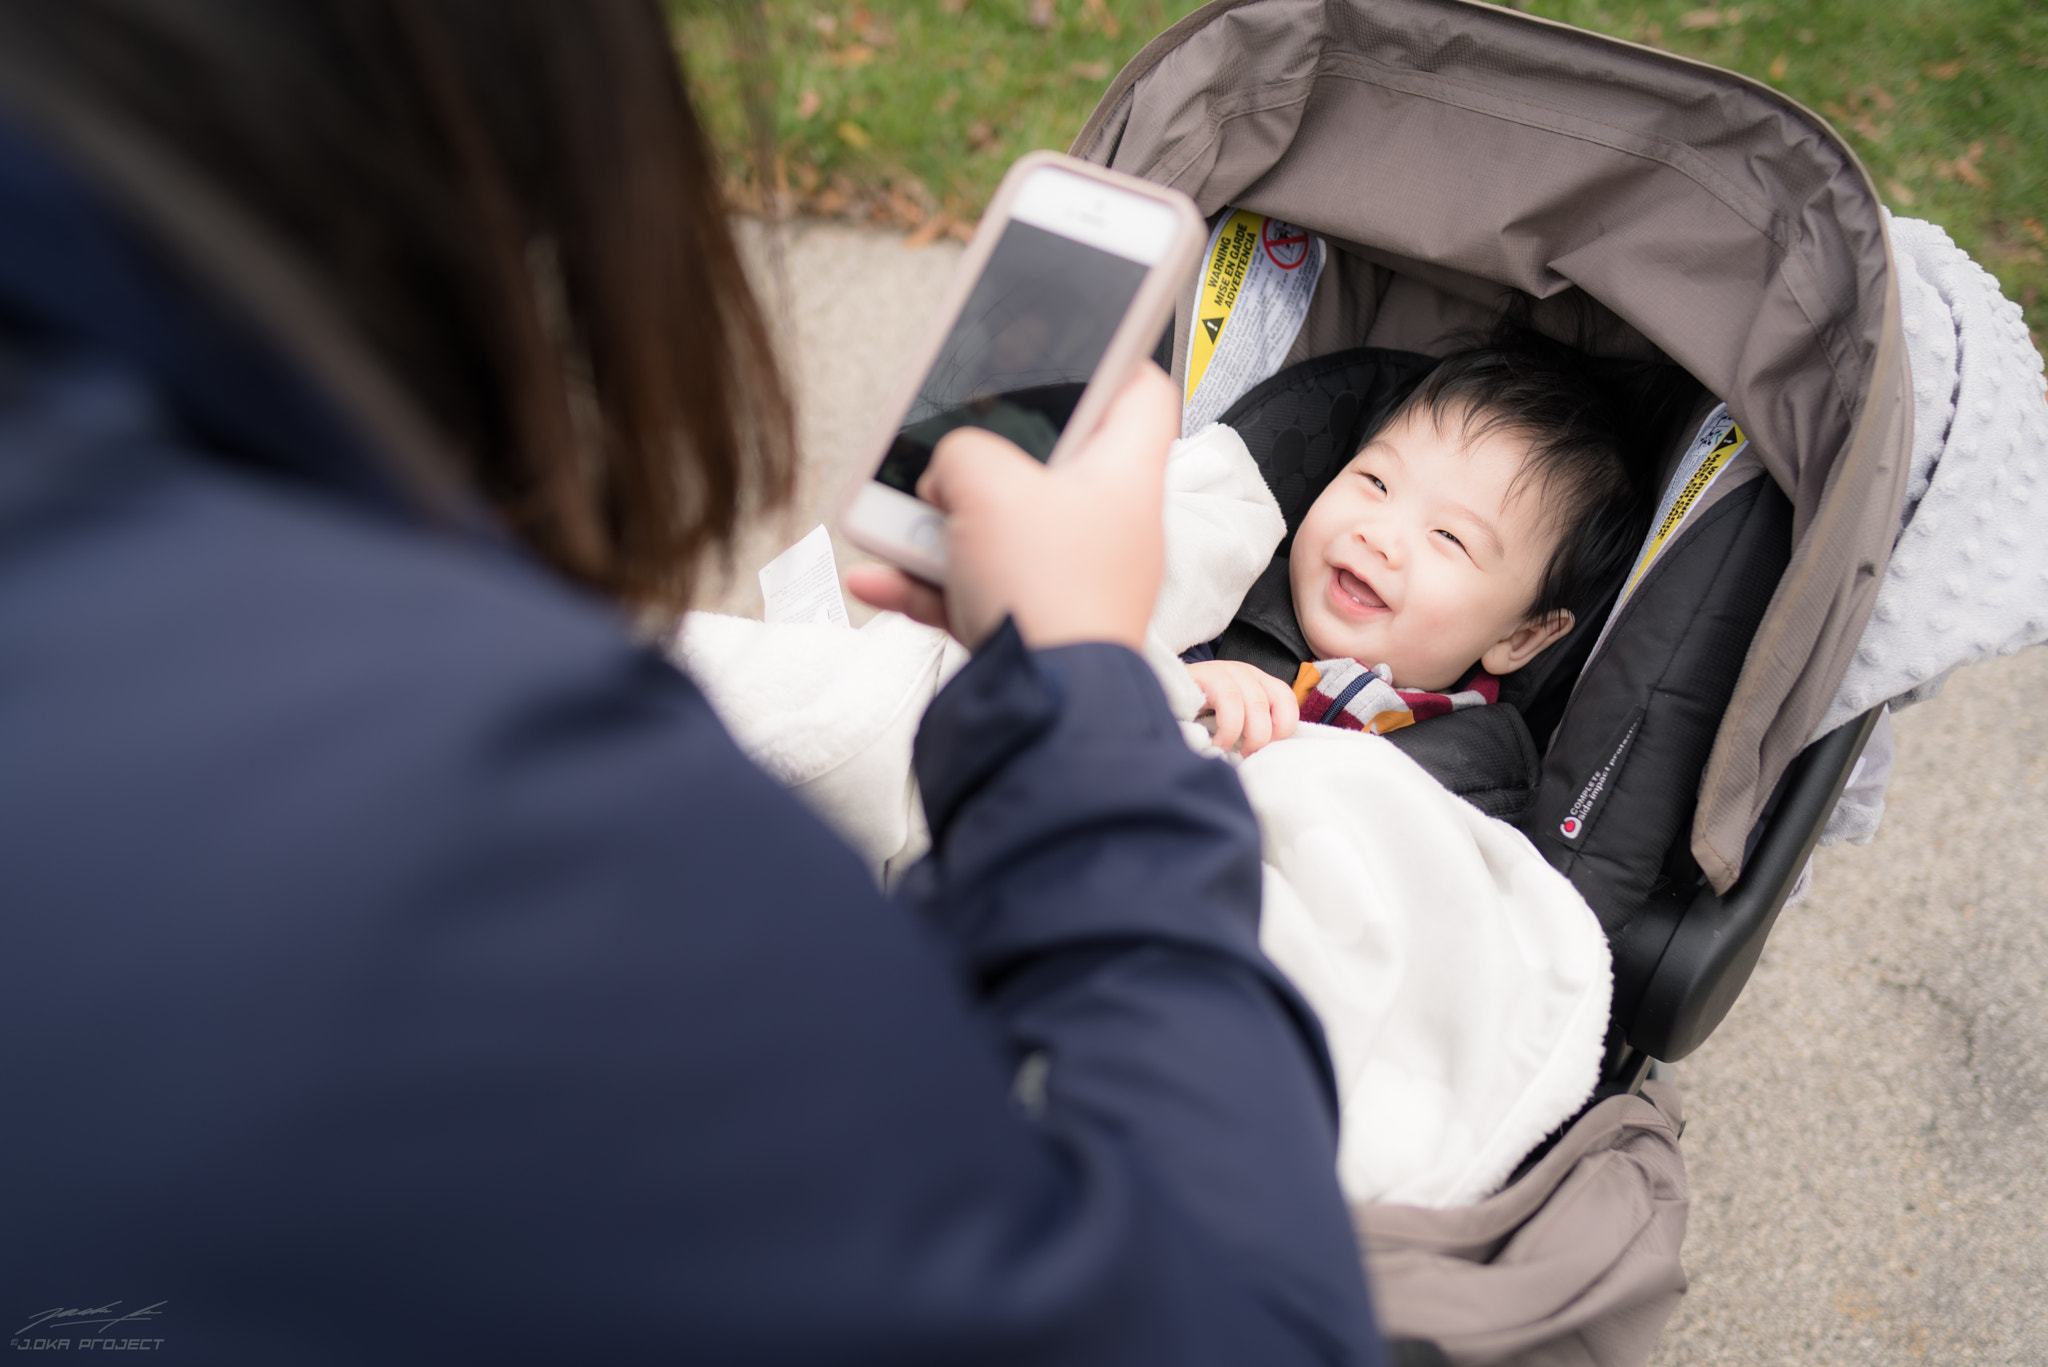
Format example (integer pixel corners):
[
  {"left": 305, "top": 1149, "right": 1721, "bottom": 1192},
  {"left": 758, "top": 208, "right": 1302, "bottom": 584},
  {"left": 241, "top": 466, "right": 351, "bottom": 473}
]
[
  {"left": 1384, "top": 326, "right": 1692, "bottom": 625},
  {"left": 0, "top": 0, "right": 794, "bottom": 613}
]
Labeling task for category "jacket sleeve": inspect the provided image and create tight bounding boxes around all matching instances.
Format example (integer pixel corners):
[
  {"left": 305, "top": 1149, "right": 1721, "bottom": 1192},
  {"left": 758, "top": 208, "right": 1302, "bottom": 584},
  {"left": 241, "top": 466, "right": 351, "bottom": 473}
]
[{"left": 899, "top": 622, "right": 1377, "bottom": 1360}]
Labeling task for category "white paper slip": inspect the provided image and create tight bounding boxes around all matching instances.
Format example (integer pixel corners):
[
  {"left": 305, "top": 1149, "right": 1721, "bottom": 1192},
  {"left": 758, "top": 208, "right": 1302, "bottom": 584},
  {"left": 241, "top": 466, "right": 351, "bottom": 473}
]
[
  {"left": 1181, "top": 209, "right": 1325, "bottom": 435},
  {"left": 759, "top": 524, "right": 851, "bottom": 628}
]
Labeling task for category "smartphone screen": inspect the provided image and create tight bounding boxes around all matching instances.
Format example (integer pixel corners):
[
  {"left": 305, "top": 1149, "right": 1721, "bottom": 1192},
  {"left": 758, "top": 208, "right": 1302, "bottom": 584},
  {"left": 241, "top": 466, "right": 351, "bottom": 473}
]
[{"left": 873, "top": 184, "right": 1159, "bottom": 495}]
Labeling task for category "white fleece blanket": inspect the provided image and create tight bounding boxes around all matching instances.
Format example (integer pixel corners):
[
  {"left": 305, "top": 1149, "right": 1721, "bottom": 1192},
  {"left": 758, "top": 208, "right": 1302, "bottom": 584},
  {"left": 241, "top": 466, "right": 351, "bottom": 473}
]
[{"left": 675, "top": 424, "right": 1610, "bottom": 1209}]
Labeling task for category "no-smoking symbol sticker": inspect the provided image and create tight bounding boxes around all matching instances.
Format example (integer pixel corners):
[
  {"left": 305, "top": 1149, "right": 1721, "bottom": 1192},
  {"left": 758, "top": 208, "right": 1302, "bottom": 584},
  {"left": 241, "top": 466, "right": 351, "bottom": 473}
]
[{"left": 1262, "top": 218, "right": 1310, "bottom": 269}]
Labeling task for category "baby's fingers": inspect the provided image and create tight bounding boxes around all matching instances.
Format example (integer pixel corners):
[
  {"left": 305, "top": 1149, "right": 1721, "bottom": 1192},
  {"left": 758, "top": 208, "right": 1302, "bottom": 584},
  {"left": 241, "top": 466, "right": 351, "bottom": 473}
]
[
  {"left": 1208, "top": 683, "right": 1246, "bottom": 753},
  {"left": 1261, "top": 674, "right": 1301, "bottom": 741},
  {"left": 1239, "top": 691, "right": 1275, "bottom": 755}
]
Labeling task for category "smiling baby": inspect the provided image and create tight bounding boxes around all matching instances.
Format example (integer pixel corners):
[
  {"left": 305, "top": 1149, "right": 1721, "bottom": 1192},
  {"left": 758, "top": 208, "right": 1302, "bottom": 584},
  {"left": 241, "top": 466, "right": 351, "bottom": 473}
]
[{"left": 1184, "top": 344, "right": 1642, "bottom": 755}]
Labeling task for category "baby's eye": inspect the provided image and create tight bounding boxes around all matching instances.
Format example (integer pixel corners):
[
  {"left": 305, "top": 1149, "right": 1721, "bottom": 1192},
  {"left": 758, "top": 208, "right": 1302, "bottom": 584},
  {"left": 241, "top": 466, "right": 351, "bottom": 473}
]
[
  {"left": 1434, "top": 528, "right": 1468, "bottom": 553},
  {"left": 1359, "top": 471, "right": 1387, "bottom": 494}
]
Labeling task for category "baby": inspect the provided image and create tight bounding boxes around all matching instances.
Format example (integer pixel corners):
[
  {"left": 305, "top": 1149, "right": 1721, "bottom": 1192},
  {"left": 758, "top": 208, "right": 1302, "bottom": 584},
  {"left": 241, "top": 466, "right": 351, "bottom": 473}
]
[{"left": 1185, "top": 345, "right": 1640, "bottom": 754}]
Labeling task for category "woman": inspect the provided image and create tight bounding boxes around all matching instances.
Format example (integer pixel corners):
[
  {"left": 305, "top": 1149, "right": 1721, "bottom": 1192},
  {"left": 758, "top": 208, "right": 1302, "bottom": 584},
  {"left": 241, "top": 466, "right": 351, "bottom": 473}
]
[{"left": 0, "top": 3, "right": 1382, "bottom": 1361}]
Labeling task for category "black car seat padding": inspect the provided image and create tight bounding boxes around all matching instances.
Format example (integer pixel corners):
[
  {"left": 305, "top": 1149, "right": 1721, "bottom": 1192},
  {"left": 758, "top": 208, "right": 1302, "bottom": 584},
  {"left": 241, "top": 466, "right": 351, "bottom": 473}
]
[{"left": 1519, "top": 471, "right": 1794, "bottom": 936}]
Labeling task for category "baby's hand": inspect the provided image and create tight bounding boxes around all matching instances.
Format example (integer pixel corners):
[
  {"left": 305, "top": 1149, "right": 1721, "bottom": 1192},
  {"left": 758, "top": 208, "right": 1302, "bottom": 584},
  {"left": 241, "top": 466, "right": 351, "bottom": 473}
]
[{"left": 1187, "top": 659, "right": 1300, "bottom": 756}]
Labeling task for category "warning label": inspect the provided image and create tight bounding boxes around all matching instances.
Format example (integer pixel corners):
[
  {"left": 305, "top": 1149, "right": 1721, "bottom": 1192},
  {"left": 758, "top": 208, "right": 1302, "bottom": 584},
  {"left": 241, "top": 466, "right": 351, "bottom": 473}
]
[{"left": 1181, "top": 209, "right": 1324, "bottom": 435}]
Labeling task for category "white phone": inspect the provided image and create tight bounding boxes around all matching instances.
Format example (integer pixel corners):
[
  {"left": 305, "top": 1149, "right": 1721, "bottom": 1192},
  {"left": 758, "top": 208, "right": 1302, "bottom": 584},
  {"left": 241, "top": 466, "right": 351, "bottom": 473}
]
[{"left": 839, "top": 152, "right": 1204, "bottom": 582}]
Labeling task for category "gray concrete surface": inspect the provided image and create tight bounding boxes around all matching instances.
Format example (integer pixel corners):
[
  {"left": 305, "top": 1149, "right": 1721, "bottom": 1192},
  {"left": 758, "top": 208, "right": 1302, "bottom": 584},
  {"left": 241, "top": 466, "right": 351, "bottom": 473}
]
[{"left": 734, "top": 219, "right": 2048, "bottom": 1365}]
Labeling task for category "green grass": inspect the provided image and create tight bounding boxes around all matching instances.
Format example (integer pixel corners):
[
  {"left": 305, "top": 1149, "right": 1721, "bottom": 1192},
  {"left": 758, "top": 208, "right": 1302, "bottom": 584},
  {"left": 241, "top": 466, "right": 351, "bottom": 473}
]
[
  {"left": 676, "top": 0, "right": 2046, "bottom": 337},
  {"left": 673, "top": 1, "right": 1209, "bottom": 240}
]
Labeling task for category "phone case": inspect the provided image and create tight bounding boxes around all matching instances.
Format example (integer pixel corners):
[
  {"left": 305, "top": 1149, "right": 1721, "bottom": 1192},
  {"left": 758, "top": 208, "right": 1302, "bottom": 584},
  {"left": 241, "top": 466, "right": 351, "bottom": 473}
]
[{"left": 836, "top": 150, "right": 1205, "bottom": 583}]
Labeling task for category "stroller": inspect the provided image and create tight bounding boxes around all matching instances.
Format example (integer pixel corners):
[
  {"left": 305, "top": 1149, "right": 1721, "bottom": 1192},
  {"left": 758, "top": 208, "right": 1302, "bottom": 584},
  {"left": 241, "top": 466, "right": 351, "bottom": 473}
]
[{"left": 1074, "top": 0, "right": 1909, "bottom": 1361}]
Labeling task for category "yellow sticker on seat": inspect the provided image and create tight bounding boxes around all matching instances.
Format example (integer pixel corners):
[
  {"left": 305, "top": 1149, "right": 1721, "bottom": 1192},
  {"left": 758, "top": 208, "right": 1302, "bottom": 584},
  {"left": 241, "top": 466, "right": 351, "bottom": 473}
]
[{"left": 1182, "top": 209, "right": 1323, "bottom": 434}]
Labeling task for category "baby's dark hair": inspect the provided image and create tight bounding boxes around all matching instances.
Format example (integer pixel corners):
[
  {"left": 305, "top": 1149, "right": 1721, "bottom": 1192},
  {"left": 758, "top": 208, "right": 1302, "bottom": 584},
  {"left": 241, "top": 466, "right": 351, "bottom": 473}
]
[{"left": 1384, "top": 338, "right": 1652, "bottom": 624}]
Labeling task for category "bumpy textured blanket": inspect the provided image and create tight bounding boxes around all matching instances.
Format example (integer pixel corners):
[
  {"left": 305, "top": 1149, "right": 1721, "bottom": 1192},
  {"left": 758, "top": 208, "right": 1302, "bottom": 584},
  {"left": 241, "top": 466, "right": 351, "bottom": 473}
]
[
  {"left": 676, "top": 423, "right": 1611, "bottom": 1209},
  {"left": 1817, "top": 215, "right": 2048, "bottom": 740}
]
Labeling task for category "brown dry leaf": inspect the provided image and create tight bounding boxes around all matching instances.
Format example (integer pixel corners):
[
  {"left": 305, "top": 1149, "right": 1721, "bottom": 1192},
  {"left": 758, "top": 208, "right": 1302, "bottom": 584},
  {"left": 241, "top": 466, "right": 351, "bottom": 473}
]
[
  {"left": 850, "top": 7, "right": 894, "bottom": 46},
  {"left": 948, "top": 216, "right": 977, "bottom": 242},
  {"left": 1953, "top": 141, "right": 1988, "bottom": 189},
  {"left": 810, "top": 13, "right": 837, "bottom": 38},
  {"left": 1923, "top": 58, "right": 1966, "bottom": 80},
  {"left": 1768, "top": 53, "right": 1789, "bottom": 82},
  {"left": 1028, "top": 0, "right": 1057, "bottom": 29},
  {"left": 935, "top": 88, "right": 961, "bottom": 113},
  {"left": 1677, "top": 8, "right": 1722, "bottom": 29},
  {"left": 2020, "top": 53, "right": 2046, "bottom": 70},
  {"left": 1864, "top": 84, "right": 1896, "bottom": 113},
  {"left": 886, "top": 193, "right": 928, "bottom": 230},
  {"left": 1886, "top": 178, "right": 1917, "bottom": 206},
  {"left": 967, "top": 121, "right": 998, "bottom": 152},
  {"left": 810, "top": 182, "right": 853, "bottom": 216},
  {"left": 1796, "top": 27, "right": 1816, "bottom": 42},
  {"left": 794, "top": 88, "right": 822, "bottom": 120},
  {"left": 939, "top": 0, "right": 969, "bottom": 11},
  {"left": 1081, "top": 0, "right": 1123, "bottom": 38},
  {"left": 829, "top": 43, "right": 876, "bottom": 68},
  {"left": 904, "top": 213, "right": 954, "bottom": 250},
  {"left": 2024, "top": 218, "right": 2048, "bottom": 248},
  {"left": 1071, "top": 59, "right": 1111, "bottom": 81},
  {"left": 835, "top": 120, "right": 872, "bottom": 149}
]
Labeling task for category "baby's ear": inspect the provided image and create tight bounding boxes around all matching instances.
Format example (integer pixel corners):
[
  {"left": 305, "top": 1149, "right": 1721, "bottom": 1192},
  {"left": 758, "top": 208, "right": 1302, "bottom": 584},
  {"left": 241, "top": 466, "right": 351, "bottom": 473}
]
[{"left": 1480, "top": 609, "right": 1574, "bottom": 676}]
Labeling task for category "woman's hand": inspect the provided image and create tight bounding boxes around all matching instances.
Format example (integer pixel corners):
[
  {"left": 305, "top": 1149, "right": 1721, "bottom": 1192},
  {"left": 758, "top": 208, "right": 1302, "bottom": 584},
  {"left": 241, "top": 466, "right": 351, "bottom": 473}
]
[
  {"left": 846, "top": 364, "right": 1176, "bottom": 651},
  {"left": 1186, "top": 659, "right": 1300, "bottom": 756}
]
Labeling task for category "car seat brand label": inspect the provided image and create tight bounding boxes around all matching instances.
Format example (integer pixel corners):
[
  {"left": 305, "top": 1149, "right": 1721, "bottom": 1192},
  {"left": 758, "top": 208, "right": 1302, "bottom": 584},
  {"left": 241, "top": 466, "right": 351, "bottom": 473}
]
[
  {"left": 1182, "top": 209, "right": 1324, "bottom": 435},
  {"left": 1560, "top": 706, "right": 1645, "bottom": 843}
]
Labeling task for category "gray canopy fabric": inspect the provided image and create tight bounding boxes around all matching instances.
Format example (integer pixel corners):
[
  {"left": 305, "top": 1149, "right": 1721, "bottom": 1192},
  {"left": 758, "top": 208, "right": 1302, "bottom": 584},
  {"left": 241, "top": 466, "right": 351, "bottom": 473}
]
[{"left": 1075, "top": 0, "right": 1911, "bottom": 892}]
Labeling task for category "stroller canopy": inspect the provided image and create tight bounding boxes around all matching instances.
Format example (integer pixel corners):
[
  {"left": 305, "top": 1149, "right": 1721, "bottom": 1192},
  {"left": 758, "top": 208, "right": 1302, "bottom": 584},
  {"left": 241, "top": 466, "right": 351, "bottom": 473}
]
[{"left": 1076, "top": 0, "right": 1911, "bottom": 890}]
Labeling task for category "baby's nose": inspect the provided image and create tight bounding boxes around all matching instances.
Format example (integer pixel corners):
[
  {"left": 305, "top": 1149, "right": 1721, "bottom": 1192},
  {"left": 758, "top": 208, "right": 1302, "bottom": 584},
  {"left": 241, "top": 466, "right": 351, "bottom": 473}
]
[{"left": 1358, "top": 525, "right": 1401, "bottom": 567}]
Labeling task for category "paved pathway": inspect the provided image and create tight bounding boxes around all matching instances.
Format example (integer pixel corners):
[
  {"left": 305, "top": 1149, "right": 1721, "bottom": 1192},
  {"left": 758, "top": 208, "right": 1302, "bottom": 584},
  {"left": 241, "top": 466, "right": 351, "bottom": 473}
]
[{"left": 733, "top": 218, "right": 2048, "bottom": 1366}]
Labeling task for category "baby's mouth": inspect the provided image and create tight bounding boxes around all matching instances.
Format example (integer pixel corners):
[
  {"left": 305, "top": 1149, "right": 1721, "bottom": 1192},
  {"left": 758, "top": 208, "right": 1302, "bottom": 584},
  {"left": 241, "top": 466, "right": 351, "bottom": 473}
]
[{"left": 1331, "top": 567, "right": 1387, "bottom": 614}]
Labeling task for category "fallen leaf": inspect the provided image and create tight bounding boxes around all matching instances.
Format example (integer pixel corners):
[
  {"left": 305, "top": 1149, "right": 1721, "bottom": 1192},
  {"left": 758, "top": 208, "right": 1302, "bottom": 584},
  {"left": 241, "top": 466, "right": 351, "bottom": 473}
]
[
  {"left": 1864, "top": 84, "right": 1896, "bottom": 113},
  {"left": 967, "top": 120, "right": 998, "bottom": 152},
  {"left": 905, "top": 213, "right": 954, "bottom": 249},
  {"left": 810, "top": 184, "right": 853, "bottom": 216},
  {"left": 948, "top": 216, "right": 977, "bottom": 242},
  {"left": 1071, "top": 59, "right": 1111, "bottom": 80},
  {"left": 1886, "top": 178, "right": 1917, "bottom": 206},
  {"left": 939, "top": 0, "right": 969, "bottom": 11},
  {"left": 2020, "top": 53, "right": 2046, "bottom": 69},
  {"left": 1955, "top": 141, "right": 1988, "bottom": 188},
  {"left": 810, "top": 13, "right": 837, "bottom": 38},
  {"left": 850, "top": 7, "right": 894, "bottom": 45},
  {"left": 1677, "top": 8, "right": 1722, "bottom": 29},
  {"left": 1923, "top": 58, "right": 1966, "bottom": 80},
  {"left": 794, "top": 88, "right": 821, "bottom": 120},
  {"left": 1028, "top": 0, "right": 1057, "bottom": 28},
  {"left": 829, "top": 43, "right": 875, "bottom": 68},
  {"left": 2024, "top": 218, "right": 2048, "bottom": 248},
  {"left": 1796, "top": 27, "right": 1816, "bottom": 42},
  {"left": 1935, "top": 141, "right": 1989, "bottom": 189},
  {"left": 836, "top": 120, "right": 871, "bottom": 149},
  {"left": 1769, "top": 53, "right": 1788, "bottom": 81},
  {"left": 1081, "top": 0, "right": 1123, "bottom": 38},
  {"left": 935, "top": 88, "right": 961, "bottom": 113}
]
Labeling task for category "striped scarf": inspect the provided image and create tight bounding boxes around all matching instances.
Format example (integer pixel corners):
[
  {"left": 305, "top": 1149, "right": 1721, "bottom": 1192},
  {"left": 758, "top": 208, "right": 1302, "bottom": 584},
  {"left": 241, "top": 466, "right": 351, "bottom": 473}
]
[{"left": 1291, "top": 659, "right": 1497, "bottom": 736}]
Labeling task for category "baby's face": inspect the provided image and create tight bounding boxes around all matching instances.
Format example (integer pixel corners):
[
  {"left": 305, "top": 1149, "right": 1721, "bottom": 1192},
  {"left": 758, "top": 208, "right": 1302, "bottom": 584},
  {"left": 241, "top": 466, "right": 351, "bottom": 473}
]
[{"left": 1288, "top": 405, "right": 1569, "bottom": 692}]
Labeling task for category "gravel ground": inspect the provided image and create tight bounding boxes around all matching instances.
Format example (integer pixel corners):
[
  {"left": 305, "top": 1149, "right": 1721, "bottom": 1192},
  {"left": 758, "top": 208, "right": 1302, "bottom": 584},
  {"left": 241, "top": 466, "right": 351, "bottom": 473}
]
[{"left": 733, "top": 217, "right": 2048, "bottom": 1366}]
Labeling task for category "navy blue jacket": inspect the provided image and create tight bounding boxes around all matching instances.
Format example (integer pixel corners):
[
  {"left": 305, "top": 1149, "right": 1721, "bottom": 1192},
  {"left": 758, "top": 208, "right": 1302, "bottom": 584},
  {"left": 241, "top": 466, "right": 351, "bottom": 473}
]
[{"left": 0, "top": 114, "right": 1382, "bottom": 1364}]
